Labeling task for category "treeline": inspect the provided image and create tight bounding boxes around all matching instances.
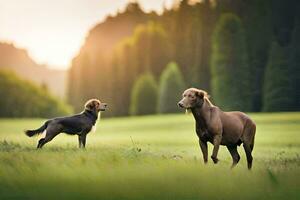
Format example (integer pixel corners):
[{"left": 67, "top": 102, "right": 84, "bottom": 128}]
[
  {"left": 0, "top": 70, "right": 72, "bottom": 118},
  {"left": 68, "top": 0, "right": 300, "bottom": 116}
]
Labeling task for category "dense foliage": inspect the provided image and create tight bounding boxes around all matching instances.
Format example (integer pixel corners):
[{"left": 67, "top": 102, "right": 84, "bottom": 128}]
[
  {"left": 211, "top": 13, "right": 252, "bottom": 111},
  {"left": 158, "top": 62, "right": 185, "bottom": 113},
  {"left": 129, "top": 73, "right": 158, "bottom": 116},
  {"left": 263, "top": 42, "right": 294, "bottom": 111},
  {"left": 0, "top": 43, "right": 66, "bottom": 98},
  {"left": 289, "top": 10, "right": 300, "bottom": 110},
  {"left": 112, "top": 22, "right": 170, "bottom": 116},
  {"left": 68, "top": 0, "right": 300, "bottom": 116},
  {"left": 0, "top": 70, "right": 72, "bottom": 118}
]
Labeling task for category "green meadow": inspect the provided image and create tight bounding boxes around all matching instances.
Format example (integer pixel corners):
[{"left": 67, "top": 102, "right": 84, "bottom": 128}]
[{"left": 0, "top": 112, "right": 299, "bottom": 200}]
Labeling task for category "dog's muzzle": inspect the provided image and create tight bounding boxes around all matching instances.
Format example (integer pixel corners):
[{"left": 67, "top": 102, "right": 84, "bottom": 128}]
[
  {"left": 178, "top": 102, "right": 184, "bottom": 108},
  {"left": 100, "top": 103, "right": 108, "bottom": 111}
]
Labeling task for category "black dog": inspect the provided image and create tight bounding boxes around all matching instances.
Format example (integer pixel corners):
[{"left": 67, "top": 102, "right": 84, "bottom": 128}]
[{"left": 25, "top": 99, "right": 107, "bottom": 148}]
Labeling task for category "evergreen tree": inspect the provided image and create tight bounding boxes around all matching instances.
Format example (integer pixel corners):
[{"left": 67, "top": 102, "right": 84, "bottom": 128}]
[
  {"left": 241, "top": 0, "right": 272, "bottom": 111},
  {"left": 169, "top": 0, "right": 216, "bottom": 89},
  {"left": 263, "top": 42, "right": 293, "bottom": 111},
  {"left": 113, "top": 38, "right": 136, "bottom": 116},
  {"left": 132, "top": 22, "right": 171, "bottom": 77},
  {"left": 158, "top": 62, "right": 185, "bottom": 113},
  {"left": 67, "top": 56, "right": 82, "bottom": 112},
  {"left": 66, "top": 1, "right": 300, "bottom": 116},
  {"left": 130, "top": 73, "right": 158, "bottom": 115},
  {"left": 67, "top": 2, "right": 155, "bottom": 116},
  {"left": 271, "top": 0, "right": 298, "bottom": 46},
  {"left": 289, "top": 7, "right": 300, "bottom": 110},
  {"left": 111, "top": 22, "right": 170, "bottom": 116},
  {"left": 211, "top": 13, "right": 252, "bottom": 111}
]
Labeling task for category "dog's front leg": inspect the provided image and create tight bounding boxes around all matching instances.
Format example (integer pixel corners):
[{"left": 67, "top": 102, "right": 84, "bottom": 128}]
[
  {"left": 211, "top": 134, "right": 222, "bottom": 164},
  {"left": 78, "top": 134, "right": 87, "bottom": 148},
  {"left": 81, "top": 134, "right": 86, "bottom": 148},
  {"left": 78, "top": 135, "right": 82, "bottom": 148},
  {"left": 199, "top": 139, "right": 208, "bottom": 164}
]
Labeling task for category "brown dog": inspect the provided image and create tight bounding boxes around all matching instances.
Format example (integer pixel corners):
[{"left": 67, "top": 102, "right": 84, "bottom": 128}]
[
  {"left": 25, "top": 99, "right": 107, "bottom": 149},
  {"left": 178, "top": 88, "right": 256, "bottom": 169}
]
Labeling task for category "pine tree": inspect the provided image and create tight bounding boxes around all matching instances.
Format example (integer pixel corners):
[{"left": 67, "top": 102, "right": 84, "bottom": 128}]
[
  {"left": 132, "top": 22, "right": 171, "bottom": 78},
  {"left": 241, "top": 0, "right": 272, "bottom": 111},
  {"left": 211, "top": 13, "right": 252, "bottom": 111},
  {"left": 130, "top": 73, "right": 158, "bottom": 115},
  {"left": 289, "top": 6, "right": 300, "bottom": 110},
  {"left": 157, "top": 62, "right": 185, "bottom": 113},
  {"left": 263, "top": 42, "right": 293, "bottom": 111}
]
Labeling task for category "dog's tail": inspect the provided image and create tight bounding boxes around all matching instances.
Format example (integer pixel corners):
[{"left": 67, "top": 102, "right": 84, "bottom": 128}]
[{"left": 24, "top": 121, "right": 49, "bottom": 137}]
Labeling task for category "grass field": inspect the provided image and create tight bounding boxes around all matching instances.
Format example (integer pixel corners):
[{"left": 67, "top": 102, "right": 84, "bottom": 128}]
[{"left": 0, "top": 112, "right": 299, "bottom": 200}]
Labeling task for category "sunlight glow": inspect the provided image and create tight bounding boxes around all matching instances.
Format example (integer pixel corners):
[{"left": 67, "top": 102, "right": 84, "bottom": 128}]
[{"left": 0, "top": 0, "right": 173, "bottom": 69}]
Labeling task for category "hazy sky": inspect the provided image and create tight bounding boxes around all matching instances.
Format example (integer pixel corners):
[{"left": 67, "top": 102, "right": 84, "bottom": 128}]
[{"left": 0, "top": 0, "right": 174, "bottom": 69}]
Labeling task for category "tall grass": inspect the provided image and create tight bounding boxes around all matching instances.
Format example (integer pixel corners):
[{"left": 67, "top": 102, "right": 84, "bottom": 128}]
[{"left": 0, "top": 113, "right": 299, "bottom": 199}]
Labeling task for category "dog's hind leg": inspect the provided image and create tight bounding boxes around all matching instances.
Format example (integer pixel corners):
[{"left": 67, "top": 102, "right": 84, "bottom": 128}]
[
  {"left": 243, "top": 143, "right": 253, "bottom": 170},
  {"left": 37, "top": 138, "right": 46, "bottom": 148},
  {"left": 242, "top": 120, "right": 256, "bottom": 169},
  {"left": 227, "top": 145, "right": 240, "bottom": 168},
  {"left": 37, "top": 127, "right": 60, "bottom": 149}
]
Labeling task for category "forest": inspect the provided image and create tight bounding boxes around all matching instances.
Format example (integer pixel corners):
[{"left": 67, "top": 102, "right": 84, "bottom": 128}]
[{"left": 67, "top": 0, "right": 300, "bottom": 117}]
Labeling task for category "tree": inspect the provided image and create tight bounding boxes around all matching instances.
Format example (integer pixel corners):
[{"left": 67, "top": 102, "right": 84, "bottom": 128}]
[
  {"left": 112, "top": 38, "right": 136, "bottom": 116},
  {"left": 211, "top": 13, "right": 252, "bottom": 111},
  {"left": 0, "top": 70, "right": 72, "bottom": 118},
  {"left": 289, "top": 7, "right": 300, "bottom": 110},
  {"left": 130, "top": 73, "right": 158, "bottom": 115},
  {"left": 271, "top": 0, "right": 298, "bottom": 46},
  {"left": 110, "top": 22, "right": 171, "bottom": 116},
  {"left": 263, "top": 42, "right": 293, "bottom": 111},
  {"left": 240, "top": 0, "right": 272, "bottom": 111},
  {"left": 132, "top": 22, "right": 171, "bottom": 77},
  {"left": 67, "top": 2, "right": 155, "bottom": 116},
  {"left": 66, "top": 0, "right": 300, "bottom": 116},
  {"left": 170, "top": 0, "right": 217, "bottom": 90},
  {"left": 157, "top": 62, "right": 185, "bottom": 113}
]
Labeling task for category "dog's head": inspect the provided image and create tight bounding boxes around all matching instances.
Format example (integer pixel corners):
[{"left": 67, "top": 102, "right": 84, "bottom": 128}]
[
  {"left": 84, "top": 99, "right": 108, "bottom": 112},
  {"left": 178, "top": 88, "right": 209, "bottom": 110}
]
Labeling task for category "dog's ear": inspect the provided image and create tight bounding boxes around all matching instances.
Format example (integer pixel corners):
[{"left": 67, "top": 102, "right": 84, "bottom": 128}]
[
  {"left": 195, "top": 90, "right": 210, "bottom": 99},
  {"left": 94, "top": 101, "right": 100, "bottom": 110},
  {"left": 195, "top": 90, "right": 205, "bottom": 99},
  {"left": 84, "top": 100, "right": 95, "bottom": 111}
]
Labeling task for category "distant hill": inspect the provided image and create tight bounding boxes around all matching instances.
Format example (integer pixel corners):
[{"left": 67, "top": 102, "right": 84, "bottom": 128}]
[
  {"left": 0, "top": 42, "right": 66, "bottom": 98},
  {"left": 73, "top": 3, "right": 157, "bottom": 61},
  {"left": 0, "top": 70, "right": 71, "bottom": 118}
]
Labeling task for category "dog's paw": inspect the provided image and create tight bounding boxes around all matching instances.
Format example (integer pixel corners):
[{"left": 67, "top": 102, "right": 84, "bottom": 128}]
[{"left": 211, "top": 156, "right": 219, "bottom": 164}]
